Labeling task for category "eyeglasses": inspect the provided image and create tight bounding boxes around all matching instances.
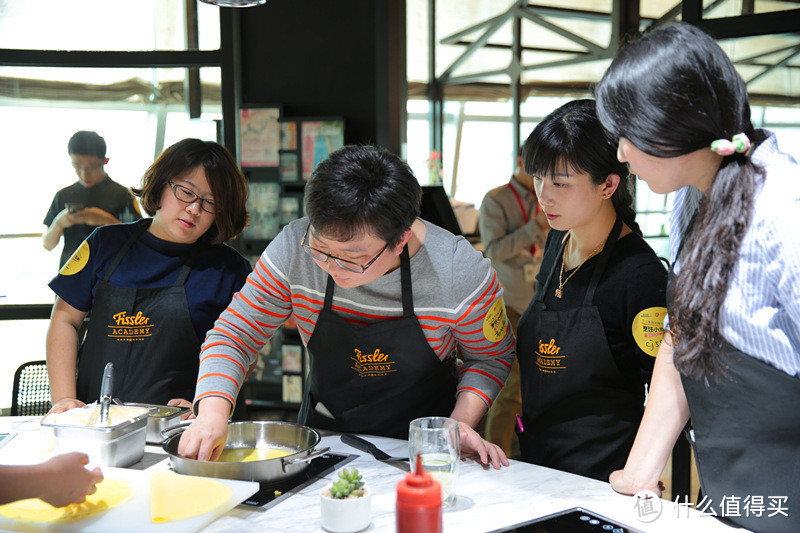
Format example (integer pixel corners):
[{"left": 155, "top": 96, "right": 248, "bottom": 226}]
[
  {"left": 300, "top": 224, "right": 388, "bottom": 274},
  {"left": 169, "top": 180, "right": 216, "bottom": 214},
  {"left": 72, "top": 162, "right": 104, "bottom": 173}
]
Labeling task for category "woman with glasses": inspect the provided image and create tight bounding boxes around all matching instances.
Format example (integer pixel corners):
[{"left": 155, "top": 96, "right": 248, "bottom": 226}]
[
  {"left": 46, "top": 138, "right": 250, "bottom": 412},
  {"left": 178, "top": 144, "right": 514, "bottom": 469}
]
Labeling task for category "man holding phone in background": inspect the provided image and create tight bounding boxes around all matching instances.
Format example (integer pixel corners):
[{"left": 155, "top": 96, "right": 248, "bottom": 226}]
[{"left": 43, "top": 131, "right": 141, "bottom": 268}]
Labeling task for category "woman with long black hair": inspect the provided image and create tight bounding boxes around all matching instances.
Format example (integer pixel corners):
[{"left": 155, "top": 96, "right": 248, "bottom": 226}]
[
  {"left": 596, "top": 23, "right": 800, "bottom": 533},
  {"left": 515, "top": 99, "right": 668, "bottom": 481}
]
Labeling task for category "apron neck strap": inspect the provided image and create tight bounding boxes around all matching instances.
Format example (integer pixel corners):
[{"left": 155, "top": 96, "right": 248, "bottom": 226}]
[
  {"left": 536, "top": 231, "right": 565, "bottom": 303},
  {"left": 582, "top": 216, "right": 622, "bottom": 307},
  {"left": 103, "top": 219, "right": 151, "bottom": 282},
  {"left": 324, "top": 273, "right": 336, "bottom": 308},
  {"left": 399, "top": 244, "right": 413, "bottom": 318},
  {"left": 173, "top": 242, "right": 204, "bottom": 286},
  {"left": 536, "top": 217, "right": 623, "bottom": 306}
]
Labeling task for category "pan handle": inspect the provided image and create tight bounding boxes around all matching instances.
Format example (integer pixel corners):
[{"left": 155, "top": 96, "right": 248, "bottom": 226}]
[
  {"left": 282, "top": 446, "right": 331, "bottom": 469},
  {"left": 160, "top": 421, "right": 193, "bottom": 439}
]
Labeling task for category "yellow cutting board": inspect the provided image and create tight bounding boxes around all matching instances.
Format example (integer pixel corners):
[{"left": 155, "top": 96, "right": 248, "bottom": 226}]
[{"left": 0, "top": 467, "right": 258, "bottom": 533}]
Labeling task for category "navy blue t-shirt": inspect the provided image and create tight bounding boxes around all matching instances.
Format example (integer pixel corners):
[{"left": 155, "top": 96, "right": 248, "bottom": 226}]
[{"left": 50, "top": 220, "right": 252, "bottom": 340}]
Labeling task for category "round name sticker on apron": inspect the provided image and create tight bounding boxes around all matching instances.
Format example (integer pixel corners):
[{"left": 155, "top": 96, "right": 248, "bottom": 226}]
[
  {"left": 59, "top": 240, "right": 90, "bottom": 276},
  {"left": 631, "top": 306, "right": 667, "bottom": 357},
  {"left": 483, "top": 296, "right": 508, "bottom": 342}
]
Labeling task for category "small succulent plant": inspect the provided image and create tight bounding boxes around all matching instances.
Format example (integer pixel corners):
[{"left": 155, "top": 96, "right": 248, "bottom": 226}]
[{"left": 328, "top": 468, "right": 366, "bottom": 499}]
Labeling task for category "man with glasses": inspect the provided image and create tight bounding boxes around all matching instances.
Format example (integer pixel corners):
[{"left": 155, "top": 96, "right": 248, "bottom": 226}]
[
  {"left": 43, "top": 131, "right": 141, "bottom": 267},
  {"left": 181, "top": 145, "right": 514, "bottom": 469}
]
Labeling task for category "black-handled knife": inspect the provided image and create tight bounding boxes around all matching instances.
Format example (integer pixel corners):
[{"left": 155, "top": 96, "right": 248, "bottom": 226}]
[{"left": 341, "top": 433, "right": 410, "bottom": 470}]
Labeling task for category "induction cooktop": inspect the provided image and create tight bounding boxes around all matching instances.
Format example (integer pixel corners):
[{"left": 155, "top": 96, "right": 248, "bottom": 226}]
[
  {"left": 489, "top": 508, "right": 645, "bottom": 533},
  {"left": 240, "top": 452, "right": 357, "bottom": 510}
]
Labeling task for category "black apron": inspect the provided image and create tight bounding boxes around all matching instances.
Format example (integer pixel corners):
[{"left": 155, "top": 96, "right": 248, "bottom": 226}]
[
  {"left": 298, "top": 246, "right": 457, "bottom": 439},
  {"left": 516, "top": 218, "right": 644, "bottom": 481},
  {"left": 667, "top": 273, "right": 800, "bottom": 532},
  {"left": 76, "top": 219, "right": 201, "bottom": 405}
]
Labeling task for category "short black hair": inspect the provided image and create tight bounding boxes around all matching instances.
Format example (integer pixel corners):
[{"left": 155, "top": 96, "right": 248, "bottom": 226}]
[
  {"left": 68, "top": 131, "right": 107, "bottom": 159},
  {"left": 132, "top": 138, "right": 249, "bottom": 244},
  {"left": 522, "top": 98, "right": 640, "bottom": 235},
  {"left": 304, "top": 145, "right": 421, "bottom": 248}
]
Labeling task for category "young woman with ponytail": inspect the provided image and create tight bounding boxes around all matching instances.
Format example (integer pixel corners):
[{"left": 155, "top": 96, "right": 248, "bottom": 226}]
[
  {"left": 596, "top": 23, "right": 800, "bottom": 533},
  {"left": 514, "top": 98, "right": 668, "bottom": 481}
]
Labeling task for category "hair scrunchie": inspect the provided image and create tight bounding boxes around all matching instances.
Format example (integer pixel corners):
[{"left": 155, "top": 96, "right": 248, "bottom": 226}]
[{"left": 710, "top": 133, "right": 751, "bottom": 156}]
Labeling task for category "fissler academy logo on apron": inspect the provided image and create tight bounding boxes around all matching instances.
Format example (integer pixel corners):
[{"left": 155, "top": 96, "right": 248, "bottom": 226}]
[
  {"left": 107, "top": 310, "right": 153, "bottom": 342},
  {"left": 536, "top": 338, "right": 566, "bottom": 374},
  {"left": 350, "top": 348, "right": 397, "bottom": 377}
]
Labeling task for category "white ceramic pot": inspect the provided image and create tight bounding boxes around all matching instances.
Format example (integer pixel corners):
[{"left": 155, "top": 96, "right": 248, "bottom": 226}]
[{"left": 319, "top": 486, "right": 371, "bottom": 533}]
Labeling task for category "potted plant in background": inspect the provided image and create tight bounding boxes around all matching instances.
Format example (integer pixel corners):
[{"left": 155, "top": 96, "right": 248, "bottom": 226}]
[{"left": 320, "top": 468, "right": 371, "bottom": 532}]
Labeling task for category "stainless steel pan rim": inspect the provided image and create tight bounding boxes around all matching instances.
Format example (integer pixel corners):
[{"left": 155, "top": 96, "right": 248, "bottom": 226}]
[{"left": 161, "top": 420, "right": 330, "bottom": 482}]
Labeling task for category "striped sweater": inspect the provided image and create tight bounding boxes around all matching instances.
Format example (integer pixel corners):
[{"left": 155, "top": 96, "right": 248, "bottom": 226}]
[{"left": 194, "top": 218, "right": 516, "bottom": 411}]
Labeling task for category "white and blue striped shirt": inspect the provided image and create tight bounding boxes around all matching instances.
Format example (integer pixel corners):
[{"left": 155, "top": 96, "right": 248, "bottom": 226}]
[{"left": 669, "top": 130, "right": 800, "bottom": 377}]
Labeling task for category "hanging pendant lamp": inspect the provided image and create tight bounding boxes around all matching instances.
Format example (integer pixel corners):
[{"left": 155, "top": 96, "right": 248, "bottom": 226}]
[{"left": 199, "top": 0, "right": 268, "bottom": 7}]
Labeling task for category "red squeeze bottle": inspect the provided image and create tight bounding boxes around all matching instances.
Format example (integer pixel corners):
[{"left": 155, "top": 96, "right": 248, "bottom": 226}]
[{"left": 396, "top": 453, "right": 443, "bottom": 533}]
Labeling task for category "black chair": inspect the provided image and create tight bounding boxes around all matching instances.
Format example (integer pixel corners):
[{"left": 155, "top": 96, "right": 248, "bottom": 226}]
[{"left": 11, "top": 360, "right": 51, "bottom": 416}]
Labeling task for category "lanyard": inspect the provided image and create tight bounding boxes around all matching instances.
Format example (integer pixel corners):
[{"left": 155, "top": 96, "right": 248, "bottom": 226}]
[{"left": 508, "top": 182, "right": 538, "bottom": 255}]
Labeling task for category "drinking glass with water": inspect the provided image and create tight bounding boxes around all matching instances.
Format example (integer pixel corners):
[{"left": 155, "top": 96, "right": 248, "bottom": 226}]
[{"left": 408, "top": 417, "right": 460, "bottom": 507}]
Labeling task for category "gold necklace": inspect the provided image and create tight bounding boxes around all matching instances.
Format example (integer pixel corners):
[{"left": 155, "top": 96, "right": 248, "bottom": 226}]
[{"left": 555, "top": 236, "right": 606, "bottom": 298}]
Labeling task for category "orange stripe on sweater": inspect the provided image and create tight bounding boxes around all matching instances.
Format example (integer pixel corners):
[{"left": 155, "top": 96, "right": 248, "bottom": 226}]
[
  {"left": 455, "top": 274, "right": 500, "bottom": 323},
  {"left": 459, "top": 386, "right": 492, "bottom": 407},
  {"left": 195, "top": 390, "right": 236, "bottom": 404},
  {"left": 497, "top": 358, "right": 512, "bottom": 370},
  {"left": 227, "top": 306, "right": 269, "bottom": 340},
  {"left": 218, "top": 317, "right": 266, "bottom": 348},
  {"left": 253, "top": 319, "right": 282, "bottom": 331},
  {"left": 461, "top": 368, "right": 503, "bottom": 388},
  {"left": 291, "top": 293, "right": 325, "bottom": 307},
  {"left": 244, "top": 275, "right": 269, "bottom": 293},
  {"left": 237, "top": 293, "right": 289, "bottom": 319},
  {"left": 207, "top": 331, "right": 257, "bottom": 355},
  {"left": 196, "top": 372, "right": 239, "bottom": 386},
  {"left": 246, "top": 276, "right": 283, "bottom": 300},
  {"left": 417, "top": 314, "right": 457, "bottom": 325},
  {"left": 199, "top": 353, "right": 246, "bottom": 376},
  {"left": 256, "top": 258, "right": 290, "bottom": 294}
]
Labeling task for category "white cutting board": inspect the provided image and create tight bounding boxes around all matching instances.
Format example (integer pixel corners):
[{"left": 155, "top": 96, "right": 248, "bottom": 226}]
[{"left": 0, "top": 467, "right": 258, "bottom": 533}]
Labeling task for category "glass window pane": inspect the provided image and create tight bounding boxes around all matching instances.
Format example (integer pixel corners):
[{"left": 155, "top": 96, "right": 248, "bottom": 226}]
[
  {"left": 464, "top": 101, "right": 512, "bottom": 117},
  {"left": 0, "top": 320, "right": 50, "bottom": 411},
  {"left": 1, "top": 66, "right": 221, "bottom": 305},
  {"left": 0, "top": 0, "right": 220, "bottom": 51},
  {"left": 764, "top": 106, "right": 800, "bottom": 124},
  {"left": 407, "top": 99, "right": 429, "bottom": 114},
  {"left": 0, "top": 238, "right": 57, "bottom": 305},
  {"left": 407, "top": 118, "right": 431, "bottom": 186},
  {"left": 453, "top": 121, "right": 513, "bottom": 206}
]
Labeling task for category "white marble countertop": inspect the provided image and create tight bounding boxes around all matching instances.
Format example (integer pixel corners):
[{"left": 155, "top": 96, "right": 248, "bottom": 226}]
[
  {"left": 201, "top": 433, "right": 746, "bottom": 533},
  {"left": 0, "top": 417, "right": 747, "bottom": 532}
]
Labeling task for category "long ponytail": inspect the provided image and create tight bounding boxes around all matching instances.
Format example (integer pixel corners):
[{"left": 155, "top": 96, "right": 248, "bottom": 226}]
[{"left": 670, "top": 138, "right": 764, "bottom": 378}]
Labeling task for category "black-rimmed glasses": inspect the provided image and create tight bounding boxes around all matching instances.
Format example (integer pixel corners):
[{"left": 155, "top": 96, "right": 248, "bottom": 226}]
[
  {"left": 301, "top": 224, "right": 388, "bottom": 274},
  {"left": 169, "top": 180, "right": 215, "bottom": 214}
]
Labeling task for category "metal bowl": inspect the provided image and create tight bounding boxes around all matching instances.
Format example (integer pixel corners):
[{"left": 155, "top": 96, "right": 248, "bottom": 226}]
[
  {"left": 161, "top": 421, "right": 330, "bottom": 482},
  {"left": 123, "top": 402, "right": 190, "bottom": 444}
]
